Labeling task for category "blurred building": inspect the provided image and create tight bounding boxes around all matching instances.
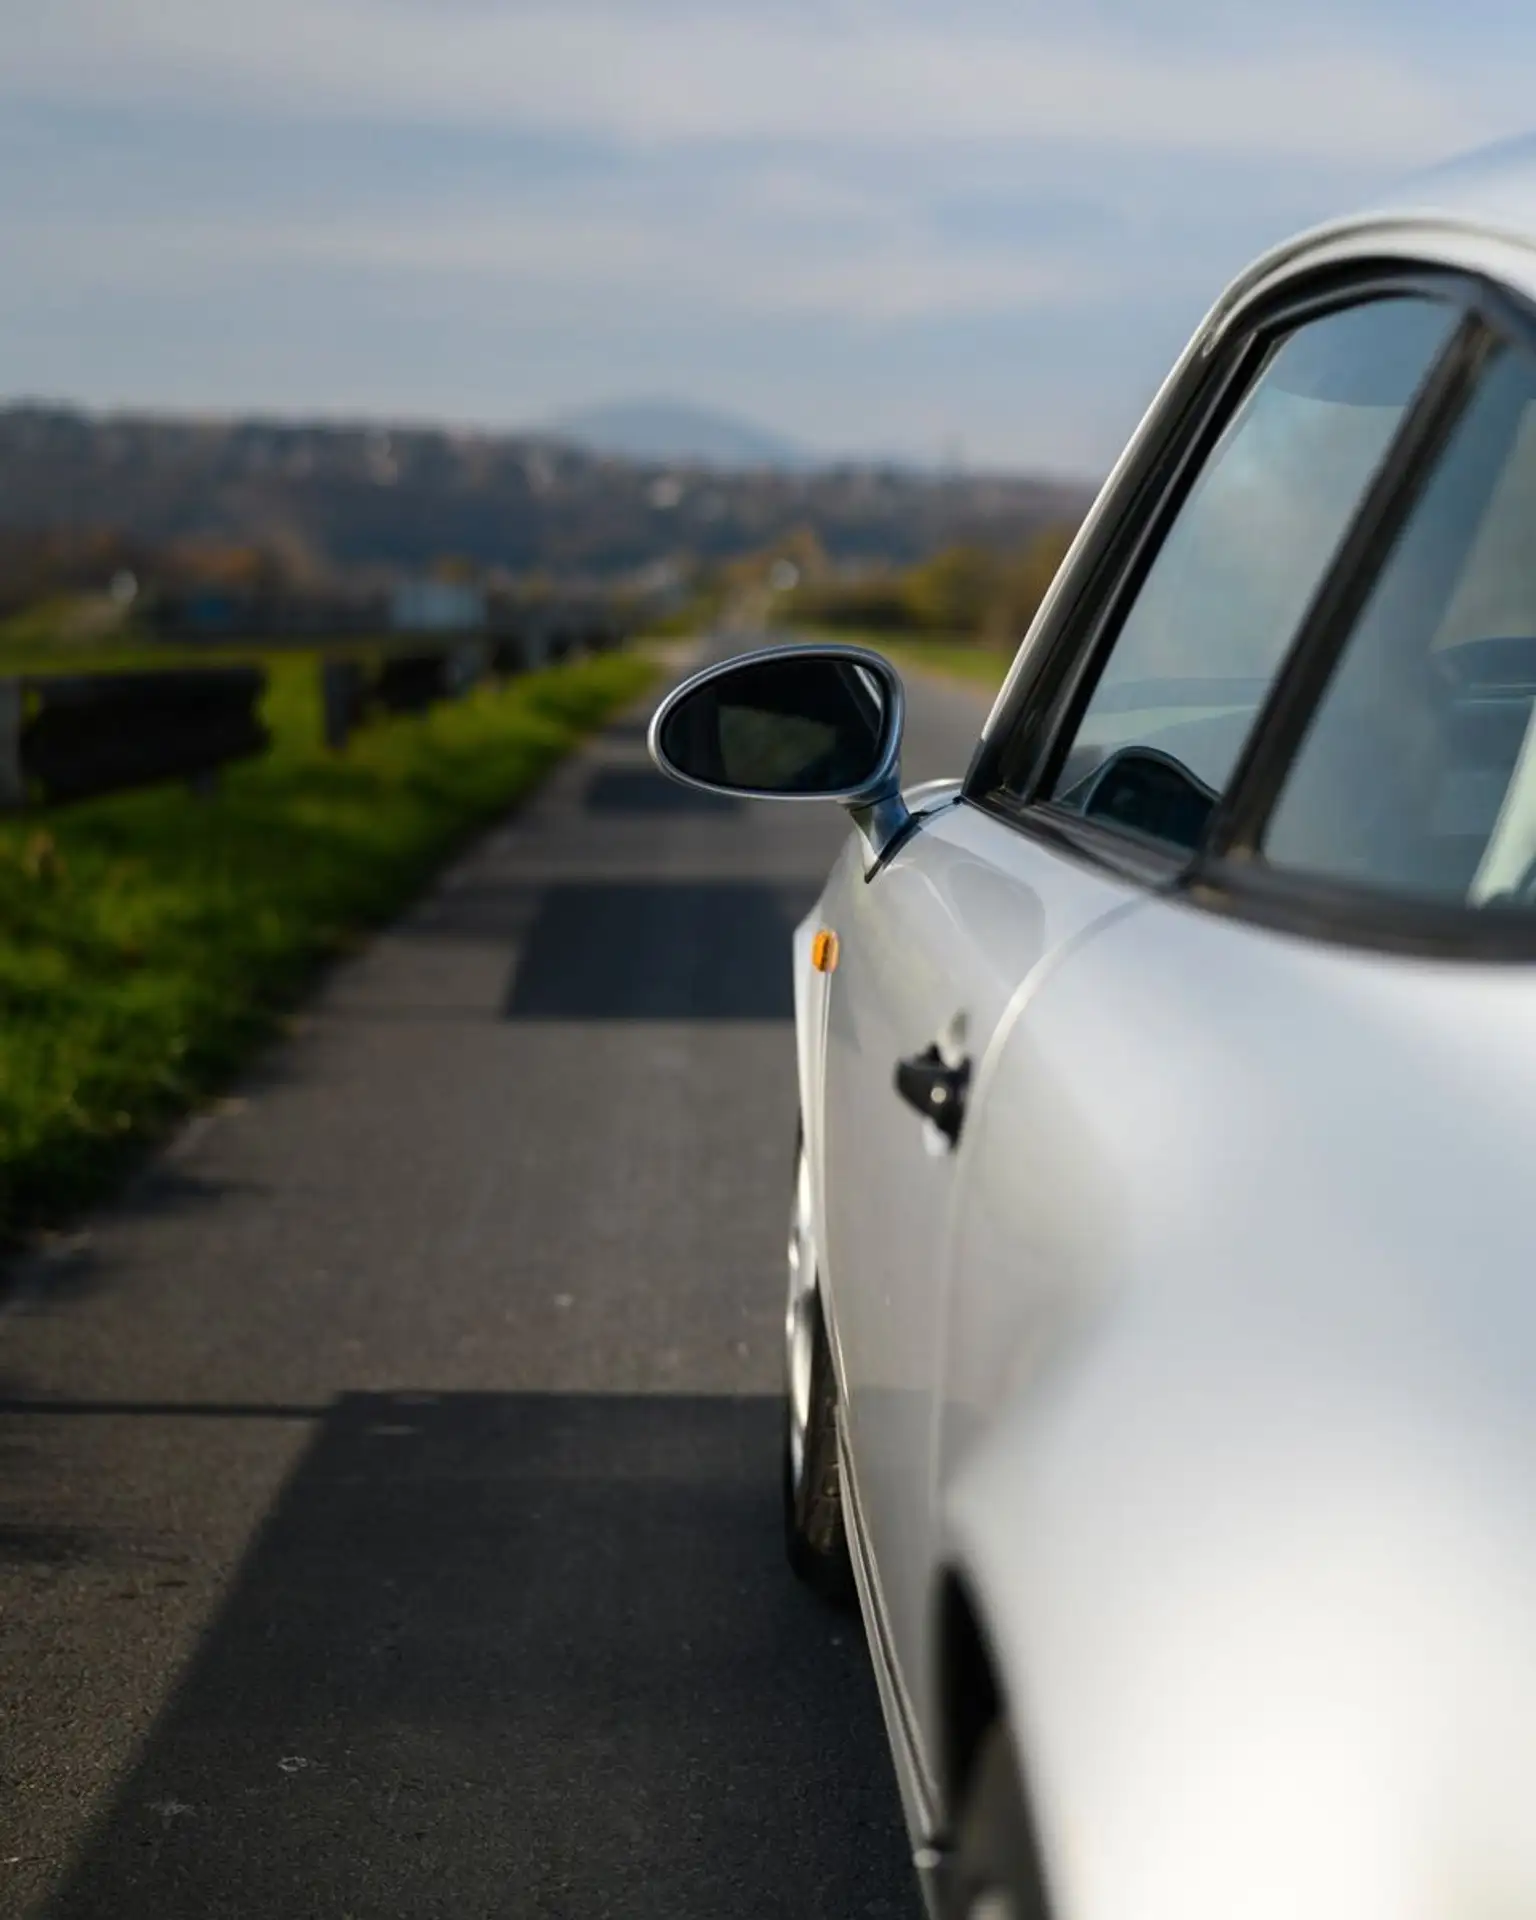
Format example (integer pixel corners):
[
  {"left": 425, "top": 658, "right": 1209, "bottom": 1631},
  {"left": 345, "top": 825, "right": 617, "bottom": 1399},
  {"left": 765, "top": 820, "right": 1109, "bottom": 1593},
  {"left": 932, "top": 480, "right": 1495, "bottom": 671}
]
[{"left": 389, "top": 580, "right": 487, "bottom": 634}]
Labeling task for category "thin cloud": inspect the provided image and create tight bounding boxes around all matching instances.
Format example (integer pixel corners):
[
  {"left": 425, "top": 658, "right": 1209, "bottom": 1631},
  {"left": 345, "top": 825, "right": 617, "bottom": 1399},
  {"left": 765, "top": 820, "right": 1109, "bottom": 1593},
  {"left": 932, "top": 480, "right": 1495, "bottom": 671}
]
[
  {"left": 2, "top": 0, "right": 1530, "bottom": 467},
  {"left": 3, "top": 1, "right": 1511, "bottom": 165},
  {"left": 0, "top": 191, "right": 1100, "bottom": 323}
]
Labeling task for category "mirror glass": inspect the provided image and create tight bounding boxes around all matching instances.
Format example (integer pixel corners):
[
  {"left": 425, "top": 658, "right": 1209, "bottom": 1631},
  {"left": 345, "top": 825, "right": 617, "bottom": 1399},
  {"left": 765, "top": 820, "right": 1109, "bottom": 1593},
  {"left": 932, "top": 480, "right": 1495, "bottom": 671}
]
[{"left": 655, "top": 653, "right": 892, "bottom": 796}]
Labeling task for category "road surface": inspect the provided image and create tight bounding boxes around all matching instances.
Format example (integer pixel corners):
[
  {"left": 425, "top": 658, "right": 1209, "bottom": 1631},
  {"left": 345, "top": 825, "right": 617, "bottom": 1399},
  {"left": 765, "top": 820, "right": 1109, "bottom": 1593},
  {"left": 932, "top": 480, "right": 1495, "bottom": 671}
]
[{"left": 0, "top": 637, "right": 995, "bottom": 1919}]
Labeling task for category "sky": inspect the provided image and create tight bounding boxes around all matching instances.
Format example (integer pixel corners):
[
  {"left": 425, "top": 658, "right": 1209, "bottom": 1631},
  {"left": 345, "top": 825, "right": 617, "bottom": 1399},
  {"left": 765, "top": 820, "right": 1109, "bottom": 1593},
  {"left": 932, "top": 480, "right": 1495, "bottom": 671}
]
[{"left": 2, "top": 0, "right": 1534, "bottom": 476}]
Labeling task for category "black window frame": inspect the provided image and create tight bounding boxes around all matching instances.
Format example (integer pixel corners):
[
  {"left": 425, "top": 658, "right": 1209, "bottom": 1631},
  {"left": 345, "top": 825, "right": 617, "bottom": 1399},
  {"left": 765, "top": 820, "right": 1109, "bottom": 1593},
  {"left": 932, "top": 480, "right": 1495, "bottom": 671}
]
[{"left": 965, "top": 259, "right": 1536, "bottom": 962}]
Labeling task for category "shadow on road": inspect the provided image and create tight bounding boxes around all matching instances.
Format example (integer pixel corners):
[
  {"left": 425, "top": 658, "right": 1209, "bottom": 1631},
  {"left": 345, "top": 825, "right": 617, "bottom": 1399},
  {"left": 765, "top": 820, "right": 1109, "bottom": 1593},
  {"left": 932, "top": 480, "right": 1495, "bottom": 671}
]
[
  {"left": 505, "top": 882, "right": 814, "bottom": 1021},
  {"left": 38, "top": 1391, "right": 916, "bottom": 1920}
]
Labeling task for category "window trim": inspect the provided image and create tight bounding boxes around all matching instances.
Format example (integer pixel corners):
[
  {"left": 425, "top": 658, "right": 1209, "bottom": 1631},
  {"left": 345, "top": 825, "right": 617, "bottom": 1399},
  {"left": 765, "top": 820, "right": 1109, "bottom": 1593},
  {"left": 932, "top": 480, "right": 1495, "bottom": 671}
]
[
  {"left": 966, "top": 259, "right": 1536, "bottom": 960},
  {"left": 1177, "top": 855, "right": 1536, "bottom": 962},
  {"left": 972, "top": 786, "right": 1190, "bottom": 892},
  {"left": 965, "top": 296, "right": 1267, "bottom": 814}
]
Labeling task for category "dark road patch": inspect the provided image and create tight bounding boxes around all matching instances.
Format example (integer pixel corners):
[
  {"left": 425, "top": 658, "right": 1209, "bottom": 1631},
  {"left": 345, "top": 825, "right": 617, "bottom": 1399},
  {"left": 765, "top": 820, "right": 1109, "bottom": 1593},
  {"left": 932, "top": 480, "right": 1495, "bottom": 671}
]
[
  {"left": 504, "top": 882, "right": 815, "bottom": 1021},
  {"left": 39, "top": 1391, "right": 914, "bottom": 1920}
]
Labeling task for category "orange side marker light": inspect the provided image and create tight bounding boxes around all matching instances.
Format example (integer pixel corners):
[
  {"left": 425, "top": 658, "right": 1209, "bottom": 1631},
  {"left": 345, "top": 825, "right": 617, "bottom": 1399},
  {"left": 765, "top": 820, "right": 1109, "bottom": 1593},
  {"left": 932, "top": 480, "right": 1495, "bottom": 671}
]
[{"left": 812, "top": 929, "right": 840, "bottom": 974}]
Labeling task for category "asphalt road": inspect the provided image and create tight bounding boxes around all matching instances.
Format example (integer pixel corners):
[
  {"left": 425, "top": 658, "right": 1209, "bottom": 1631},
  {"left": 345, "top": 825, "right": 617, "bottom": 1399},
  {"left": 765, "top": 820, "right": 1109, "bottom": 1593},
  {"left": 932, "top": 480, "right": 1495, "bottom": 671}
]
[{"left": 0, "top": 636, "right": 994, "bottom": 1920}]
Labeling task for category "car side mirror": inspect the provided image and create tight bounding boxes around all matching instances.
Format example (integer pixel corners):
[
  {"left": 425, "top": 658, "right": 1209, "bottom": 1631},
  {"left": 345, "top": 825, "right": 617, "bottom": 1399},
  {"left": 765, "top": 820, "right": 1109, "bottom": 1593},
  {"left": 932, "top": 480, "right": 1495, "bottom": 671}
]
[{"left": 647, "top": 644, "right": 912, "bottom": 867}]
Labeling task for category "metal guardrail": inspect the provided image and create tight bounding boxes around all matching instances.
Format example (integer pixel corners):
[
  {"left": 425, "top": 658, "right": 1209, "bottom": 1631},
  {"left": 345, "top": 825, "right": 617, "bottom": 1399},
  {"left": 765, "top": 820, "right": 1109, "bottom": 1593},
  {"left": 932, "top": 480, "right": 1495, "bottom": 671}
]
[
  {"left": 0, "top": 666, "right": 268, "bottom": 809},
  {"left": 320, "top": 659, "right": 371, "bottom": 751},
  {"left": 323, "top": 639, "right": 502, "bottom": 746},
  {"left": 0, "top": 618, "right": 630, "bottom": 806},
  {"left": 375, "top": 650, "right": 455, "bottom": 716}
]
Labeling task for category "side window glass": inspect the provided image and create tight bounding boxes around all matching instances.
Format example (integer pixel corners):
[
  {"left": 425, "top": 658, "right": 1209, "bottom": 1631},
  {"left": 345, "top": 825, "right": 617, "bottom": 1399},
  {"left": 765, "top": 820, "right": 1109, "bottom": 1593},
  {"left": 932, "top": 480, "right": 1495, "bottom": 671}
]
[
  {"left": 1031, "top": 297, "right": 1457, "bottom": 853},
  {"left": 1265, "top": 345, "right": 1536, "bottom": 909}
]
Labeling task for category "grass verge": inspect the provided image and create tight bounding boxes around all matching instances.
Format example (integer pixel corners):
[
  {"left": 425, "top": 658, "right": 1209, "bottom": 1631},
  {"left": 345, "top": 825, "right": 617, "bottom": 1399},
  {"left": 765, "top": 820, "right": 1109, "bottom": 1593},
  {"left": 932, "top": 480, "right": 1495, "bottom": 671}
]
[{"left": 0, "top": 649, "right": 656, "bottom": 1241}]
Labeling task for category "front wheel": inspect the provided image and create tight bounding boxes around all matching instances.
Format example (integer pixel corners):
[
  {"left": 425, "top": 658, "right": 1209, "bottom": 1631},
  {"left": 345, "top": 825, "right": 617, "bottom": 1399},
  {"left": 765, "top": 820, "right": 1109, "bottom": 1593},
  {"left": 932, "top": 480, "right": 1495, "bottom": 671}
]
[{"left": 782, "top": 1129, "right": 854, "bottom": 1605}]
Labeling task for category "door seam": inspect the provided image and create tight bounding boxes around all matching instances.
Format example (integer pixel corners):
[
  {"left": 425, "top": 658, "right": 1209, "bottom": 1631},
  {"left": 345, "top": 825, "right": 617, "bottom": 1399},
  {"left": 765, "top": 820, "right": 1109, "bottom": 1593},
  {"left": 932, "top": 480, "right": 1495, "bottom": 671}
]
[{"left": 918, "top": 890, "right": 1154, "bottom": 1730}]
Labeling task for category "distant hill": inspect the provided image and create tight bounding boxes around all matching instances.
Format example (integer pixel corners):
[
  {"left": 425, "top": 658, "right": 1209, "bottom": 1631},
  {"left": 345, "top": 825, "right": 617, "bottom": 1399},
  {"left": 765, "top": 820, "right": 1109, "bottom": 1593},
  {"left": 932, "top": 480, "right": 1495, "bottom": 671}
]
[
  {"left": 547, "top": 400, "right": 810, "bottom": 470},
  {"left": 0, "top": 403, "right": 1094, "bottom": 586}
]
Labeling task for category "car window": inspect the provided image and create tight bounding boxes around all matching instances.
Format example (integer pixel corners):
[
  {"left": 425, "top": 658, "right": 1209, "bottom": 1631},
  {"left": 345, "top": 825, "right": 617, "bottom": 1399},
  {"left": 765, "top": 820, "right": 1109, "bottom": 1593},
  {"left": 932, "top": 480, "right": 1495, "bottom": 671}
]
[
  {"left": 1031, "top": 297, "right": 1457, "bottom": 854},
  {"left": 1264, "top": 344, "right": 1536, "bottom": 909}
]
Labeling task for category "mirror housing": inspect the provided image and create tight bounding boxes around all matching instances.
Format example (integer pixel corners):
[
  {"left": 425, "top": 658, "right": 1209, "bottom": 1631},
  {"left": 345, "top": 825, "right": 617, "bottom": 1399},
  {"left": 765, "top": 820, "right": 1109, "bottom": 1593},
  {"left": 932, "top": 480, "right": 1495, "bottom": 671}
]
[{"left": 647, "top": 643, "right": 912, "bottom": 868}]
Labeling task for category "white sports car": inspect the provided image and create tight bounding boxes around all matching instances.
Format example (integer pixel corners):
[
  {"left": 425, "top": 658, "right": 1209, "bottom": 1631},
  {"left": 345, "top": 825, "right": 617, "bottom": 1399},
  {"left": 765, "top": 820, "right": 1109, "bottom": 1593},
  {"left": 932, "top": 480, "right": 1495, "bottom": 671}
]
[{"left": 649, "top": 141, "right": 1536, "bottom": 1920}]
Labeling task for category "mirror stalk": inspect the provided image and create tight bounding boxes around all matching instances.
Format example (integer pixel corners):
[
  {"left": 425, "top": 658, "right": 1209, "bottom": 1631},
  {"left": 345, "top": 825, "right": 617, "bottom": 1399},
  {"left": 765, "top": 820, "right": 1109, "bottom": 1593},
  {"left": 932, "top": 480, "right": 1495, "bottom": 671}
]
[{"left": 848, "top": 781, "right": 913, "bottom": 875}]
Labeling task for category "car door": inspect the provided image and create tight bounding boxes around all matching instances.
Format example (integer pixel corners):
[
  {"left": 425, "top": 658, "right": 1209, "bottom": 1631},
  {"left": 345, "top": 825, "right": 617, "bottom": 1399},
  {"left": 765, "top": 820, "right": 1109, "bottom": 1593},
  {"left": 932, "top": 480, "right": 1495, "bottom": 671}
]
[
  {"left": 816, "top": 282, "right": 1466, "bottom": 1794},
  {"left": 816, "top": 797, "right": 1146, "bottom": 1792}
]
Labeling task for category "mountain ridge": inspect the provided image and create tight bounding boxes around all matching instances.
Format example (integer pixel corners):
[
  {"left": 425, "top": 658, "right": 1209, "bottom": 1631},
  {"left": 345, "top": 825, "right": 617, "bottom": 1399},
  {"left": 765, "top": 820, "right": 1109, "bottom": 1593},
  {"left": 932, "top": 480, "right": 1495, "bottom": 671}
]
[{"left": 545, "top": 399, "right": 811, "bottom": 470}]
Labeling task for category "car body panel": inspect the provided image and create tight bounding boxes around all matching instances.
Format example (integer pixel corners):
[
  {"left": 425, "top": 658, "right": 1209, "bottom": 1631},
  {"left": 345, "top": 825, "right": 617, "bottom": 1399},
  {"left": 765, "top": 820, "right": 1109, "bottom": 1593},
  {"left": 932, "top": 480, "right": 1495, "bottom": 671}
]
[{"left": 939, "top": 893, "right": 1536, "bottom": 1920}]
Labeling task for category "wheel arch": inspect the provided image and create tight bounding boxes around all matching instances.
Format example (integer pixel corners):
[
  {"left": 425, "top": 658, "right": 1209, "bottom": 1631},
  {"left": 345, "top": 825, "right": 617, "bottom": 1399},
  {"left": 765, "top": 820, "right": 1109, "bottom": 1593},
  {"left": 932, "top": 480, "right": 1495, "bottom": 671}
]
[
  {"left": 936, "top": 1568, "right": 1000, "bottom": 1816},
  {"left": 935, "top": 1567, "right": 1059, "bottom": 1918}
]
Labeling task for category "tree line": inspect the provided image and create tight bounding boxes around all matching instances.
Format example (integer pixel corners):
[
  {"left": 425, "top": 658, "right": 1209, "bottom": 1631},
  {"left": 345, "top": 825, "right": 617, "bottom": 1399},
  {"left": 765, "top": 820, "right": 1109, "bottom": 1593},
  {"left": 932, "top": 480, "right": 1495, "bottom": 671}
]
[{"left": 782, "top": 523, "right": 1079, "bottom": 647}]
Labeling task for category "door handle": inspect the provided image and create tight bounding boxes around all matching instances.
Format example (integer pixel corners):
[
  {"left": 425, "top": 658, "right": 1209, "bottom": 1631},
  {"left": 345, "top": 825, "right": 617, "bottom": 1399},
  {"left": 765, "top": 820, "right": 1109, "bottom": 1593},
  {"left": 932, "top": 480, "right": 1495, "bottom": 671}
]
[{"left": 894, "top": 1043, "right": 971, "bottom": 1145}]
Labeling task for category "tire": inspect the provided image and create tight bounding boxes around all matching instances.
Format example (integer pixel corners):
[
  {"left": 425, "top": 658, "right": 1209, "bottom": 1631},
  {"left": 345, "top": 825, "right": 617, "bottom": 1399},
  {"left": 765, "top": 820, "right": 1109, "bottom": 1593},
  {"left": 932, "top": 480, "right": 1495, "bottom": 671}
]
[
  {"left": 944, "top": 1722, "right": 1047, "bottom": 1920},
  {"left": 782, "top": 1129, "right": 855, "bottom": 1606}
]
